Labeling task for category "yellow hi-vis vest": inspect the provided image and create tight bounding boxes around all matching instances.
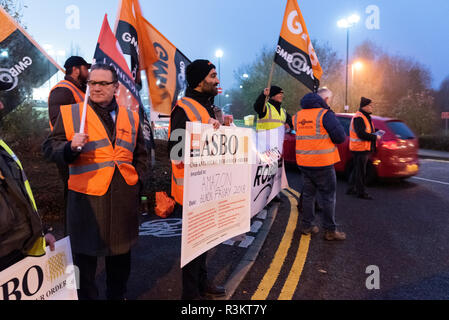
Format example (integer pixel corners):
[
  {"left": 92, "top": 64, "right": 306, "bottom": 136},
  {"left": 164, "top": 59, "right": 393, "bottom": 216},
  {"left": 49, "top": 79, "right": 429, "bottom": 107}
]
[
  {"left": 0, "top": 139, "right": 46, "bottom": 257},
  {"left": 256, "top": 102, "right": 287, "bottom": 131}
]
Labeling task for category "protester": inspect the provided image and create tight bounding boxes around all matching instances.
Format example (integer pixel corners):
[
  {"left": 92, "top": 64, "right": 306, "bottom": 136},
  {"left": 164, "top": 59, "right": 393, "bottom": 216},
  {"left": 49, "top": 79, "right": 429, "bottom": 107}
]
[
  {"left": 42, "top": 64, "right": 147, "bottom": 300},
  {"left": 254, "top": 85, "right": 293, "bottom": 131},
  {"left": 48, "top": 56, "right": 91, "bottom": 129},
  {"left": 0, "top": 81, "right": 55, "bottom": 272},
  {"left": 293, "top": 88, "right": 346, "bottom": 240},
  {"left": 168, "top": 59, "right": 226, "bottom": 300},
  {"left": 346, "top": 97, "right": 381, "bottom": 200},
  {"left": 47, "top": 56, "right": 91, "bottom": 233}
]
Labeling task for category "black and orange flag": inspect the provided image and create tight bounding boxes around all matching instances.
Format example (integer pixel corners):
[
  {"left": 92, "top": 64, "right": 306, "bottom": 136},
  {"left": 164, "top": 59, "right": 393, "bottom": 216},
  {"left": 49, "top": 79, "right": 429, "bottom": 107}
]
[
  {"left": 0, "top": 6, "right": 60, "bottom": 118},
  {"left": 274, "top": 0, "right": 322, "bottom": 91},
  {"left": 115, "top": 0, "right": 190, "bottom": 116}
]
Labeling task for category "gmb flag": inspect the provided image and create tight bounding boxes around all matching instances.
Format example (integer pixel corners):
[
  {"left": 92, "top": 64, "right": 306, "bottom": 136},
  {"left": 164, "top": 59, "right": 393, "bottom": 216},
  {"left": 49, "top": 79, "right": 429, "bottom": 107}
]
[
  {"left": 274, "top": 0, "right": 322, "bottom": 92},
  {"left": 0, "top": 6, "right": 59, "bottom": 118},
  {"left": 94, "top": 14, "right": 141, "bottom": 112},
  {"left": 115, "top": 0, "right": 190, "bottom": 116}
]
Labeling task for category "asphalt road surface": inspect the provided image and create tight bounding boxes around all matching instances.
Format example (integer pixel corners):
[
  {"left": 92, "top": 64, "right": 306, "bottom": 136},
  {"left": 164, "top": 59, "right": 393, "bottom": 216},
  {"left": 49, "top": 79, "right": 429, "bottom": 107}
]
[{"left": 233, "top": 159, "right": 449, "bottom": 300}]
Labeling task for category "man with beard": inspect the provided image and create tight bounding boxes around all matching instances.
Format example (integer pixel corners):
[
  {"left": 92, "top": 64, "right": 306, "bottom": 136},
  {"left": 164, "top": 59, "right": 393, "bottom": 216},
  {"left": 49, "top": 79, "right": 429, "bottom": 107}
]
[
  {"left": 168, "top": 59, "right": 225, "bottom": 300},
  {"left": 47, "top": 56, "right": 91, "bottom": 233}
]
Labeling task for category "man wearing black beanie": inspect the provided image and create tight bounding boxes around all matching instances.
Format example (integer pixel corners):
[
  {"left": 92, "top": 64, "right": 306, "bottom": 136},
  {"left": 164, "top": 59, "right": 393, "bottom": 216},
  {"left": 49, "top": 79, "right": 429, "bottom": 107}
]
[
  {"left": 346, "top": 97, "right": 381, "bottom": 200},
  {"left": 253, "top": 85, "right": 293, "bottom": 131},
  {"left": 168, "top": 59, "right": 225, "bottom": 300}
]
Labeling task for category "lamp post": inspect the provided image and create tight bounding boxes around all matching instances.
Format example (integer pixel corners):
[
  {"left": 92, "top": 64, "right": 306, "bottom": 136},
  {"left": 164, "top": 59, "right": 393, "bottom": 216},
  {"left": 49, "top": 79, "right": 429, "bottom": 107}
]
[
  {"left": 215, "top": 49, "right": 223, "bottom": 106},
  {"left": 337, "top": 14, "right": 360, "bottom": 112}
]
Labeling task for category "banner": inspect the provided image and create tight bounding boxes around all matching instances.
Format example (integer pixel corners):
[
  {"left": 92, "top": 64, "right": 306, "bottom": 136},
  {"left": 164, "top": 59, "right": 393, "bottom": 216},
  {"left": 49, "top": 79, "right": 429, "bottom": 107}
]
[
  {"left": 251, "top": 126, "right": 289, "bottom": 217},
  {"left": 0, "top": 237, "right": 78, "bottom": 300},
  {"left": 94, "top": 14, "right": 141, "bottom": 112},
  {"left": 274, "top": 0, "right": 322, "bottom": 91},
  {"left": 181, "top": 122, "right": 253, "bottom": 267},
  {"left": 114, "top": 0, "right": 190, "bottom": 118},
  {"left": 0, "top": 6, "right": 60, "bottom": 118}
]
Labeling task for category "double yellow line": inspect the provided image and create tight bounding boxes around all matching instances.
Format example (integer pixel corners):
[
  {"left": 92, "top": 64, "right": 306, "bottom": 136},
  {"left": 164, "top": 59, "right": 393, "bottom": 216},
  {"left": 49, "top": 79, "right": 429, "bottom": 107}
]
[{"left": 251, "top": 188, "right": 311, "bottom": 300}]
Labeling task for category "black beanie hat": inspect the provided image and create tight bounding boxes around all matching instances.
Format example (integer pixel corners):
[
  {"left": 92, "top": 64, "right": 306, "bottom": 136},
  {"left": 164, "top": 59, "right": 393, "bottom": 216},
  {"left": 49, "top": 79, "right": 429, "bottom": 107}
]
[
  {"left": 360, "top": 97, "right": 372, "bottom": 109},
  {"left": 269, "top": 85, "right": 283, "bottom": 98},
  {"left": 186, "top": 59, "right": 216, "bottom": 89}
]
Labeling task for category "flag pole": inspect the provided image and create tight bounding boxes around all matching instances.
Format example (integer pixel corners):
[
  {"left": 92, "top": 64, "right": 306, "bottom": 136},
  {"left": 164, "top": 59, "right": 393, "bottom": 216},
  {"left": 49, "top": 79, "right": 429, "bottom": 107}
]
[
  {"left": 77, "top": 59, "right": 95, "bottom": 151},
  {"left": 263, "top": 61, "right": 276, "bottom": 113}
]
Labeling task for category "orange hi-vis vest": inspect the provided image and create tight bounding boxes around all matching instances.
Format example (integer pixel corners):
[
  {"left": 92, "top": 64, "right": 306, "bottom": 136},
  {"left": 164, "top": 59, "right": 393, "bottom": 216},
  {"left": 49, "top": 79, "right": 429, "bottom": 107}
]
[
  {"left": 49, "top": 80, "right": 85, "bottom": 130},
  {"left": 293, "top": 108, "right": 340, "bottom": 167},
  {"left": 168, "top": 97, "right": 211, "bottom": 205},
  {"left": 349, "top": 111, "right": 373, "bottom": 152},
  {"left": 60, "top": 102, "right": 139, "bottom": 196}
]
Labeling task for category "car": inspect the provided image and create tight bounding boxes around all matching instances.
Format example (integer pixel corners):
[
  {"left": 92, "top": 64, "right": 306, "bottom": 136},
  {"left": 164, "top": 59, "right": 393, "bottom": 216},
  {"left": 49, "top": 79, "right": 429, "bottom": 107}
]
[{"left": 283, "top": 113, "right": 420, "bottom": 182}]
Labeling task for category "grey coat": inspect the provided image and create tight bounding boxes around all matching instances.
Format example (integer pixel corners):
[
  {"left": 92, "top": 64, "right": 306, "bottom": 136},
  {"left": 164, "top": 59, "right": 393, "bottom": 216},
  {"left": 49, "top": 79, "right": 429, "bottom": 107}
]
[{"left": 42, "top": 100, "right": 148, "bottom": 256}]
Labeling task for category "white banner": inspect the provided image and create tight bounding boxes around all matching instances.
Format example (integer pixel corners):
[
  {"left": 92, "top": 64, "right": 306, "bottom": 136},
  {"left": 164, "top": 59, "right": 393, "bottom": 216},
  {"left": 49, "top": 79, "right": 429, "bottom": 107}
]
[
  {"left": 181, "top": 122, "right": 253, "bottom": 268},
  {"left": 251, "top": 126, "right": 289, "bottom": 217},
  {"left": 0, "top": 237, "right": 78, "bottom": 300}
]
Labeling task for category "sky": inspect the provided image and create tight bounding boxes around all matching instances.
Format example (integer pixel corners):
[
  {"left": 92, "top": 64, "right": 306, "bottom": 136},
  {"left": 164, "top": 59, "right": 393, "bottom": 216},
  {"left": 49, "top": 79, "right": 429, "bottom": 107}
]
[{"left": 17, "top": 0, "right": 449, "bottom": 91}]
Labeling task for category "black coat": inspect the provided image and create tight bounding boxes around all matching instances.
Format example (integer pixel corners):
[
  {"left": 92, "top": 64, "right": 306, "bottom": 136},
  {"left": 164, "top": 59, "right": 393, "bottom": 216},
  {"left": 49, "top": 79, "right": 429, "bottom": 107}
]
[{"left": 42, "top": 99, "right": 148, "bottom": 256}]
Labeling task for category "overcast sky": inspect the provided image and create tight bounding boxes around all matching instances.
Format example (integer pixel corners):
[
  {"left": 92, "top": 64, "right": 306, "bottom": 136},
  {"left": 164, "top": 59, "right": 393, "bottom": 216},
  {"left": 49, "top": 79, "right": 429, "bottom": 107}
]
[{"left": 20, "top": 0, "right": 449, "bottom": 90}]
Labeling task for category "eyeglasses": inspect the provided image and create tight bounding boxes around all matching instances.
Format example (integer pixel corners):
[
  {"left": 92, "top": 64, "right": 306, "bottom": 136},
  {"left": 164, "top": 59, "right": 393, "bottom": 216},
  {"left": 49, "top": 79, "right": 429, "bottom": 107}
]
[{"left": 87, "top": 80, "right": 117, "bottom": 87}]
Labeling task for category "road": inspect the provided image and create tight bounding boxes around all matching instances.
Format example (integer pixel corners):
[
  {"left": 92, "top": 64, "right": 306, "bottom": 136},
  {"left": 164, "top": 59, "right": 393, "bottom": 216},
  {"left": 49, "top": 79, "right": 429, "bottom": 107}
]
[{"left": 232, "top": 159, "right": 449, "bottom": 300}]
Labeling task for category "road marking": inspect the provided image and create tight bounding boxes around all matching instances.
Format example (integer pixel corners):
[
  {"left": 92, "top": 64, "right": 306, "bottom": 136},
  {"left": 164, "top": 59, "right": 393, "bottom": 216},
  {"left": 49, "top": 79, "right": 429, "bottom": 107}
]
[
  {"left": 251, "top": 188, "right": 300, "bottom": 300},
  {"left": 250, "top": 221, "right": 263, "bottom": 233},
  {"left": 411, "top": 176, "right": 449, "bottom": 186},
  {"left": 278, "top": 234, "right": 311, "bottom": 300}
]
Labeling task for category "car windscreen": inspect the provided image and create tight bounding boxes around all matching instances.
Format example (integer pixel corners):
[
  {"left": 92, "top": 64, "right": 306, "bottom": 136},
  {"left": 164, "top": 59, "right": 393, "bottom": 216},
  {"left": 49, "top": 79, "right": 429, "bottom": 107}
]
[
  {"left": 337, "top": 116, "right": 351, "bottom": 136},
  {"left": 386, "top": 121, "right": 415, "bottom": 139}
]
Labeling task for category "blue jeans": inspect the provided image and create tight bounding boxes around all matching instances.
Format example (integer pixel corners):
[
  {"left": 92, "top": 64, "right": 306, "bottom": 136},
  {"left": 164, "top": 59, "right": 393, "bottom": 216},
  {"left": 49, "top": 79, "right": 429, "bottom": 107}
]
[{"left": 299, "top": 166, "right": 337, "bottom": 232}]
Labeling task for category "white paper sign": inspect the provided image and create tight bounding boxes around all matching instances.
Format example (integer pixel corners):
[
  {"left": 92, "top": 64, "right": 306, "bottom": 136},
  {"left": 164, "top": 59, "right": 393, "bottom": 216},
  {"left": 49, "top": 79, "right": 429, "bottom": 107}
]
[
  {"left": 251, "top": 126, "right": 289, "bottom": 217},
  {"left": 181, "top": 122, "right": 253, "bottom": 267},
  {"left": 0, "top": 237, "right": 78, "bottom": 300}
]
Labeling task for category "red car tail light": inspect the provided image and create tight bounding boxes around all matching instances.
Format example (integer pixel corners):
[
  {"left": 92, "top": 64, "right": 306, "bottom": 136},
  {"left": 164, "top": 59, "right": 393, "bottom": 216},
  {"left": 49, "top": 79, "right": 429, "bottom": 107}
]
[{"left": 381, "top": 140, "right": 399, "bottom": 150}]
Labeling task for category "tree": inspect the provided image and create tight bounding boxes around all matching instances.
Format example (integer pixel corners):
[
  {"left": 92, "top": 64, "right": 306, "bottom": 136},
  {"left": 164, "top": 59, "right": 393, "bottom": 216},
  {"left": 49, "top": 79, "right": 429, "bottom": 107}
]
[
  {"left": 229, "top": 41, "right": 343, "bottom": 118},
  {"left": 394, "top": 91, "right": 439, "bottom": 136},
  {"left": 0, "top": 0, "right": 25, "bottom": 25},
  {"left": 435, "top": 76, "right": 449, "bottom": 112}
]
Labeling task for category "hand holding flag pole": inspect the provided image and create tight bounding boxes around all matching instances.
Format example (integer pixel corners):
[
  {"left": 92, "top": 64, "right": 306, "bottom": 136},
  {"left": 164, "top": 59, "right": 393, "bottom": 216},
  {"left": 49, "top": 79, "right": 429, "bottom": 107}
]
[{"left": 76, "top": 59, "right": 95, "bottom": 152}]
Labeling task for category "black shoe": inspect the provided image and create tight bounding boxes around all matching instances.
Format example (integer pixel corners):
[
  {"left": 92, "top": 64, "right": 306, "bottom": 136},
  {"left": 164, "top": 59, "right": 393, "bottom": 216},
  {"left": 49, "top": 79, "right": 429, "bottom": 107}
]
[
  {"left": 357, "top": 193, "right": 373, "bottom": 200},
  {"left": 200, "top": 285, "right": 226, "bottom": 298},
  {"left": 346, "top": 188, "right": 356, "bottom": 195}
]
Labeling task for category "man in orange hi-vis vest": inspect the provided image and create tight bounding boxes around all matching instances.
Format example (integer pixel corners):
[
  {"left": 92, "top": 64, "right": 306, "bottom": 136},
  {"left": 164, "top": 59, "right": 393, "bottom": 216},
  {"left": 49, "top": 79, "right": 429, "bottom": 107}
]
[
  {"left": 43, "top": 64, "right": 147, "bottom": 300},
  {"left": 346, "top": 97, "right": 381, "bottom": 200},
  {"left": 168, "top": 59, "right": 225, "bottom": 300},
  {"left": 293, "top": 88, "right": 347, "bottom": 241},
  {"left": 47, "top": 56, "right": 91, "bottom": 231}
]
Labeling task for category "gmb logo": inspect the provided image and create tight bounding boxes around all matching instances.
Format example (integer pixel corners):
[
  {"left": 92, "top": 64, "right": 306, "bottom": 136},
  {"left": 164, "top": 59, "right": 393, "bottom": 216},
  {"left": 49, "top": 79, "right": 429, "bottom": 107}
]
[{"left": 0, "top": 68, "right": 18, "bottom": 91}]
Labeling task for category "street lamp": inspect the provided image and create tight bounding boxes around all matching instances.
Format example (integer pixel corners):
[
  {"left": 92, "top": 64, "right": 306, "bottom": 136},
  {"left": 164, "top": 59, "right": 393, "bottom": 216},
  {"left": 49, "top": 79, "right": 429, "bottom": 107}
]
[
  {"left": 215, "top": 49, "right": 223, "bottom": 106},
  {"left": 338, "top": 14, "right": 360, "bottom": 112}
]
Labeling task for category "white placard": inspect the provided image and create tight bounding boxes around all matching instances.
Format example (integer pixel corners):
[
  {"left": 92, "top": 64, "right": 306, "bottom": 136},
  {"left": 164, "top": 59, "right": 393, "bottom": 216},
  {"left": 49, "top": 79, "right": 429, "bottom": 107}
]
[
  {"left": 0, "top": 237, "right": 78, "bottom": 300},
  {"left": 181, "top": 122, "right": 253, "bottom": 267}
]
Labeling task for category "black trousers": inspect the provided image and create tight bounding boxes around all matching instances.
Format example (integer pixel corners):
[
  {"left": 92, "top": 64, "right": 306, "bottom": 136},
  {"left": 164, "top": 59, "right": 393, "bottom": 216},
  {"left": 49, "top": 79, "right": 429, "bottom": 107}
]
[
  {"left": 73, "top": 251, "right": 131, "bottom": 300},
  {"left": 348, "top": 152, "right": 370, "bottom": 195},
  {"left": 182, "top": 252, "right": 208, "bottom": 299}
]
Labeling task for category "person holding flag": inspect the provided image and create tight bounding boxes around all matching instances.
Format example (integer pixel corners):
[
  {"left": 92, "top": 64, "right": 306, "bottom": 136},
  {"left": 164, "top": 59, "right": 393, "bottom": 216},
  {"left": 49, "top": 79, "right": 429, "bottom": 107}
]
[
  {"left": 254, "top": 85, "right": 293, "bottom": 131},
  {"left": 48, "top": 56, "right": 91, "bottom": 130},
  {"left": 43, "top": 63, "right": 147, "bottom": 300},
  {"left": 47, "top": 56, "right": 91, "bottom": 234}
]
